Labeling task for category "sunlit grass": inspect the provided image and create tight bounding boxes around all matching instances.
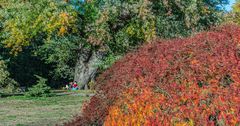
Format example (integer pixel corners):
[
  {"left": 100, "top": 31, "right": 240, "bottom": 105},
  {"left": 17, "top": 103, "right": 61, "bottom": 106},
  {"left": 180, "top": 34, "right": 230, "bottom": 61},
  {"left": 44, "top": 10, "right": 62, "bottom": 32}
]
[{"left": 0, "top": 93, "right": 90, "bottom": 126}]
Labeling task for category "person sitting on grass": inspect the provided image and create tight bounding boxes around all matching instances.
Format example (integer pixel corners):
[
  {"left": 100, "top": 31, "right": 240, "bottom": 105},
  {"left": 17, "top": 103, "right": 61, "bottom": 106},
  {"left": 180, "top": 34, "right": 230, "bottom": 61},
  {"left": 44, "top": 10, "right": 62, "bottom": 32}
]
[
  {"left": 66, "top": 82, "right": 73, "bottom": 90},
  {"left": 72, "top": 81, "right": 78, "bottom": 90},
  {"left": 65, "top": 84, "right": 69, "bottom": 90}
]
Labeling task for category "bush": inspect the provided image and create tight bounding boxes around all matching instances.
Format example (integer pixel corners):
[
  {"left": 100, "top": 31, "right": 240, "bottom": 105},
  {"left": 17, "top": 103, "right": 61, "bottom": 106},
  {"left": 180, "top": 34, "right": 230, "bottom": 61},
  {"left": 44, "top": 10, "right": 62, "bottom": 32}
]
[
  {"left": 66, "top": 24, "right": 240, "bottom": 126},
  {"left": 0, "top": 60, "right": 19, "bottom": 94},
  {"left": 25, "top": 75, "right": 51, "bottom": 97}
]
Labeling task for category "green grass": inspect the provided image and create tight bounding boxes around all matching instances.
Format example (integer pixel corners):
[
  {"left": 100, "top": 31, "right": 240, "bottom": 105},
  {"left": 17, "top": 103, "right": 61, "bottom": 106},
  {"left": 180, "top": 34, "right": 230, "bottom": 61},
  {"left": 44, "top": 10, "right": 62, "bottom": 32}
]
[{"left": 0, "top": 94, "right": 90, "bottom": 126}]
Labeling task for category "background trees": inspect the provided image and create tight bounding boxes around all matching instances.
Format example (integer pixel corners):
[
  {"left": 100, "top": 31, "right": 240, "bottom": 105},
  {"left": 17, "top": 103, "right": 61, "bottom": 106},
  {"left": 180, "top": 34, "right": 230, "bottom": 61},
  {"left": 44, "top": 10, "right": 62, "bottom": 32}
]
[
  {"left": 0, "top": 0, "right": 79, "bottom": 88},
  {"left": 0, "top": 0, "right": 228, "bottom": 89}
]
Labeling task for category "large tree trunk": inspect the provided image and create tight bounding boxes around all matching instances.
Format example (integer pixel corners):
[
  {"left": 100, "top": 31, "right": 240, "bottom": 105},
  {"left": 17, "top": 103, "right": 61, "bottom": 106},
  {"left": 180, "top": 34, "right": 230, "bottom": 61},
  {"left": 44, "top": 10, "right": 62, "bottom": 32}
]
[{"left": 74, "top": 48, "right": 104, "bottom": 90}]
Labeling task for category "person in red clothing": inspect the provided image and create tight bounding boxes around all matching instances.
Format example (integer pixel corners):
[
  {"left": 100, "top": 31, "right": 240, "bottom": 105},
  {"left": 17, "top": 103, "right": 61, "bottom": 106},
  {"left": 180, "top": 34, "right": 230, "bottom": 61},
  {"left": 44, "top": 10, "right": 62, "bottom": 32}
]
[{"left": 72, "top": 81, "right": 78, "bottom": 90}]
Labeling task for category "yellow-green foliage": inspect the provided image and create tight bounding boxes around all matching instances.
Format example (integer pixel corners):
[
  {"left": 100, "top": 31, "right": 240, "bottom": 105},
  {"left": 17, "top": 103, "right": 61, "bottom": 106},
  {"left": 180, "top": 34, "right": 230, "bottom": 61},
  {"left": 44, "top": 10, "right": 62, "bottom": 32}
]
[
  {"left": 0, "top": 60, "right": 19, "bottom": 93},
  {"left": 232, "top": 0, "right": 240, "bottom": 24},
  {"left": 0, "top": 0, "right": 78, "bottom": 55},
  {"left": 0, "top": 60, "right": 9, "bottom": 86}
]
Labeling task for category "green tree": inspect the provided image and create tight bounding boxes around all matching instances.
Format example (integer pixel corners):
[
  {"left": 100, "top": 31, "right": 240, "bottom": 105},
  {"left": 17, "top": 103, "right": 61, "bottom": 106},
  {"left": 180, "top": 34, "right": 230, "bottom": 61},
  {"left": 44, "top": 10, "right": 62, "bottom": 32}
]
[
  {"left": 152, "top": 0, "right": 227, "bottom": 38},
  {"left": 25, "top": 75, "right": 51, "bottom": 97}
]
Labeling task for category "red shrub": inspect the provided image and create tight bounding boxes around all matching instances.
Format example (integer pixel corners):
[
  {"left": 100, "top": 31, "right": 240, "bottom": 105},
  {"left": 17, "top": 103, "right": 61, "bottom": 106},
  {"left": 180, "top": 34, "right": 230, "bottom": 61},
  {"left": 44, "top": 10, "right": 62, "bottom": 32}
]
[{"left": 66, "top": 24, "right": 240, "bottom": 126}]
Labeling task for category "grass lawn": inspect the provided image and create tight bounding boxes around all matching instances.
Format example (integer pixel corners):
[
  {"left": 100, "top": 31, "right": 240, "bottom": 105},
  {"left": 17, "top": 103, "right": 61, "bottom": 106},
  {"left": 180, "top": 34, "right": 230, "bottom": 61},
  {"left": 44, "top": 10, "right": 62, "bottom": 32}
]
[{"left": 0, "top": 92, "right": 90, "bottom": 126}]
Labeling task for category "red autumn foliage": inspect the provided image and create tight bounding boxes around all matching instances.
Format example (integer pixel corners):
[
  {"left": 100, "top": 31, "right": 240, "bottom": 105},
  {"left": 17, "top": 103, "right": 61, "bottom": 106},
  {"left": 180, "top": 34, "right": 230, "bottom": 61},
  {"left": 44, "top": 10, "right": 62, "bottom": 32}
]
[{"left": 66, "top": 24, "right": 240, "bottom": 126}]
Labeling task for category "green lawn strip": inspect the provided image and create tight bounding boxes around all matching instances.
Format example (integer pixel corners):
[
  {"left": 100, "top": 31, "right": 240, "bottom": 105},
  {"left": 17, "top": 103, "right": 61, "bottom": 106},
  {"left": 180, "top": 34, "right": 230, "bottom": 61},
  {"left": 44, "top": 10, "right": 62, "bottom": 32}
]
[{"left": 0, "top": 95, "right": 89, "bottom": 126}]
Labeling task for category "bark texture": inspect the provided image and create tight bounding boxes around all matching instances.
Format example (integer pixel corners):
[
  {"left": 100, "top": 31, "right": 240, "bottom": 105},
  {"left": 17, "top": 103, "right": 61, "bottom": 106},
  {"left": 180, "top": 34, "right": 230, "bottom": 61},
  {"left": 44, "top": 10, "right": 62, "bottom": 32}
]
[{"left": 74, "top": 48, "right": 104, "bottom": 90}]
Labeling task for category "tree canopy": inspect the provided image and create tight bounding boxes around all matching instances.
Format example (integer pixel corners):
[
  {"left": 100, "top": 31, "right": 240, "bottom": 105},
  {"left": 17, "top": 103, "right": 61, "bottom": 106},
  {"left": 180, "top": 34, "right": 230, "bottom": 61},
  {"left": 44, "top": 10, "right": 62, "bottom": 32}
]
[{"left": 0, "top": 0, "right": 228, "bottom": 87}]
